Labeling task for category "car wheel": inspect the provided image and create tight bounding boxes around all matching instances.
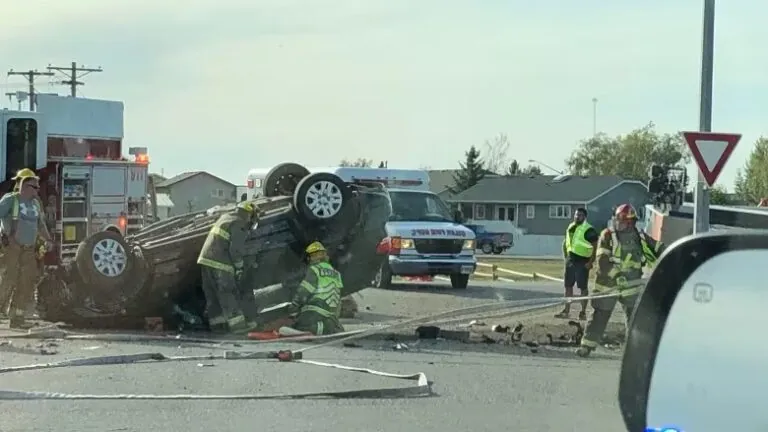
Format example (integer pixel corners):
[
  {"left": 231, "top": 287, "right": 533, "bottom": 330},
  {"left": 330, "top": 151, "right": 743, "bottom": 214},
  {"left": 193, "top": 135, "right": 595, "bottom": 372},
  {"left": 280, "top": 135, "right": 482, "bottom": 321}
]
[
  {"left": 293, "top": 172, "right": 351, "bottom": 222},
  {"left": 450, "top": 273, "right": 469, "bottom": 289},
  {"left": 481, "top": 243, "right": 493, "bottom": 254},
  {"left": 263, "top": 163, "right": 311, "bottom": 197},
  {"left": 492, "top": 247, "right": 503, "bottom": 254},
  {"left": 76, "top": 230, "right": 135, "bottom": 288},
  {"left": 372, "top": 261, "right": 393, "bottom": 289}
]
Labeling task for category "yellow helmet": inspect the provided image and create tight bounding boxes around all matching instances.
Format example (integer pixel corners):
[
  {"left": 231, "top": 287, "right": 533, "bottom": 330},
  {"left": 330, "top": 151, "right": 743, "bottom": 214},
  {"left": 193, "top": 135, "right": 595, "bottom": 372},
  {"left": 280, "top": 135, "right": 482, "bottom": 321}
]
[
  {"left": 237, "top": 201, "right": 255, "bottom": 213},
  {"left": 12, "top": 168, "right": 39, "bottom": 181},
  {"left": 305, "top": 241, "right": 326, "bottom": 255}
]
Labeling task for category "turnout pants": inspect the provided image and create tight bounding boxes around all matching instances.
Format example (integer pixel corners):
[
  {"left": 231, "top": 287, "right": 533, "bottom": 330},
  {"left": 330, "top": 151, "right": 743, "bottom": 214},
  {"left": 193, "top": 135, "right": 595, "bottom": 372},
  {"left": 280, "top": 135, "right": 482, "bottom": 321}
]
[
  {"left": 200, "top": 266, "right": 242, "bottom": 326},
  {"left": 4, "top": 244, "right": 40, "bottom": 321},
  {"left": 293, "top": 310, "right": 344, "bottom": 336},
  {"left": 580, "top": 291, "right": 639, "bottom": 349}
]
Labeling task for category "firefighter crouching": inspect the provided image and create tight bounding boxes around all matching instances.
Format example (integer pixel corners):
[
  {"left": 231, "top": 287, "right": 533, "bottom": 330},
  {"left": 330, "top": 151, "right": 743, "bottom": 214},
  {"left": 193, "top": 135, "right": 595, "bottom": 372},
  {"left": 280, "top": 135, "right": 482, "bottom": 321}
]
[
  {"left": 290, "top": 241, "right": 345, "bottom": 335},
  {"left": 576, "top": 204, "right": 665, "bottom": 358},
  {"left": 0, "top": 169, "right": 53, "bottom": 328},
  {"left": 197, "top": 201, "right": 261, "bottom": 334}
]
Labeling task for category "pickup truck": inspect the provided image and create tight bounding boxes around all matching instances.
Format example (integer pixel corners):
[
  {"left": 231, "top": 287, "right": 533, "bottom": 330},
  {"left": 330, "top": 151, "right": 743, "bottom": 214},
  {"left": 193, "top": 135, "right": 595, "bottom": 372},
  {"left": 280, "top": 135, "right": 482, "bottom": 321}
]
[{"left": 465, "top": 224, "right": 512, "bottom": 255}]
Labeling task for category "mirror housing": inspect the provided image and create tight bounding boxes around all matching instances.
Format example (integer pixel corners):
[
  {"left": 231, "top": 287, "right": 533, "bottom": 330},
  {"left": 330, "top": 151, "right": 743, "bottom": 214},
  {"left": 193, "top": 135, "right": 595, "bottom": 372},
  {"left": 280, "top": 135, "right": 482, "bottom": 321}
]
[{"left": 619, "top": 232, "right": 768, "bottom": 432}]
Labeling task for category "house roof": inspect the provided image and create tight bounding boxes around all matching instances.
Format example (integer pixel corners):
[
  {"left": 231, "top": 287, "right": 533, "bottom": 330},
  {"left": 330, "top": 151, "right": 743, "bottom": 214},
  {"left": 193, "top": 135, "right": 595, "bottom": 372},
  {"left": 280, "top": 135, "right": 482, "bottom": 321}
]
[
  {"left": 156, "top": 171, "right": 235, "bottom": 188},
  {"left": 428, "top": 169, "right": 502, "bottom": 197},
  {"left": 448, "top": 175, "right": 639, "bottom": 203}
]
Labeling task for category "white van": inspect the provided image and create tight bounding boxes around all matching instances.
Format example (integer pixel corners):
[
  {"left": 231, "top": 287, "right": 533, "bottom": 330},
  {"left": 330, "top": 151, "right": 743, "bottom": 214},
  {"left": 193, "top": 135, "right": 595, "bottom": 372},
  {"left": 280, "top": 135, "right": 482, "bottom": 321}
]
[{"left": 245, "top": 166, "right": 477, "bottom": 289}]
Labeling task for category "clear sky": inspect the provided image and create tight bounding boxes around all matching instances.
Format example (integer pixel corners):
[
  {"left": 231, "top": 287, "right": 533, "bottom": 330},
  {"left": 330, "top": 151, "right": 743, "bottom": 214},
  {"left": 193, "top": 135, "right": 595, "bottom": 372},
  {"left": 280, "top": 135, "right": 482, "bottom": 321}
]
[{"left": 1, "top": 0, "right": 765, "bottom": 189}]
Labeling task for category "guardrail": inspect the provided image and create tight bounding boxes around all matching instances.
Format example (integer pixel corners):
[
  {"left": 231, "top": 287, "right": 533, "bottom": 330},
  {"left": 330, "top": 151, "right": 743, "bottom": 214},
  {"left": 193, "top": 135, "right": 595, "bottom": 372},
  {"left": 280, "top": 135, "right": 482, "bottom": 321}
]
[{"left": 475, "top": 262, "right": 563, "bottom": 283}]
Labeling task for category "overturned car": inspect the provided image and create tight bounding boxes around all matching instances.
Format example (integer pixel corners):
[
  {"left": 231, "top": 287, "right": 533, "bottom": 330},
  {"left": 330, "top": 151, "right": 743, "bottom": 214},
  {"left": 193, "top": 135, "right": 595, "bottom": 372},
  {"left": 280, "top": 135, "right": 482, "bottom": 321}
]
[{"left": 36, "top": 163, "right": 392, "bottom": 329}]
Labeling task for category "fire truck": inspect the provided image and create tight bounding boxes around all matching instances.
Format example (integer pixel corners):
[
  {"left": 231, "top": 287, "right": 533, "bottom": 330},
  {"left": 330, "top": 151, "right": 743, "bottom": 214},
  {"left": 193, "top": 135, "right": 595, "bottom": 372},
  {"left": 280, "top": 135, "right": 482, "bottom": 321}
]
[{"left": 0, "top": 94, "right": 149, "bottom": 267}]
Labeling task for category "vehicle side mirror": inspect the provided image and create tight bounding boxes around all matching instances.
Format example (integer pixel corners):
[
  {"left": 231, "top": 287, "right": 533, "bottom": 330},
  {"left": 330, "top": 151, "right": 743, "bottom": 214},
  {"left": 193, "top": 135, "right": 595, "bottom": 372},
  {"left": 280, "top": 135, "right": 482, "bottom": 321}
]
[
  {"left": 453, "top": 210, "right": 464, "bottom": 224},
  {"left": 619, "top": 232, "right": 768, "bottom": 432}
]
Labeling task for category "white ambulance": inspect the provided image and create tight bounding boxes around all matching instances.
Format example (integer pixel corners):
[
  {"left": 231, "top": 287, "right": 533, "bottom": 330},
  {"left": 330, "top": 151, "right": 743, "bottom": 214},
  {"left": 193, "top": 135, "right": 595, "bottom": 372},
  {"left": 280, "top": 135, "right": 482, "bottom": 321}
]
[{"left": 245, "top": 166, "right": 477, "bottom": 289}]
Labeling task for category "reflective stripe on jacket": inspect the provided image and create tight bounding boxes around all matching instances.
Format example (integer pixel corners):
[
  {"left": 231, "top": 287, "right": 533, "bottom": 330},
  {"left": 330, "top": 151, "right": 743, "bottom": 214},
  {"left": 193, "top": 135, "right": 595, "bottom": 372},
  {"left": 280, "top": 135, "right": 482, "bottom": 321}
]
[
  {"left": 197, "top": 213, "right": 240, "bottom": 273},
  {"left": 294, "top": 261, "right": 344, "bottom": 318},
  {"left": 564, "top": 221, "right": 594, "bottom": 258},
  {"left": 594, "top": 227, "right": 664, "bottom": 294}
]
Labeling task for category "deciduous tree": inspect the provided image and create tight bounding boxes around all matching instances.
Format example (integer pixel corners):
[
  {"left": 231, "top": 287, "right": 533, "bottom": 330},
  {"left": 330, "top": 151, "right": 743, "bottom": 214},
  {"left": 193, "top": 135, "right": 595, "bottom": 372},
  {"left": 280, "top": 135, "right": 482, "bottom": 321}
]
[
  {"left": 565, "top": 122, "right": 691, "bottom": 182},
  {"left": 521, "top": 164, "right": 543, "bottom": 176},
  {"left": 483, "top": 133, "right": 511, "bottom": 174},
  {"left": 339, "top": 158, "right": 374, "bottom": 168},
  {"left": 734, "top": 137, "right": 768, "bottom": 204}
]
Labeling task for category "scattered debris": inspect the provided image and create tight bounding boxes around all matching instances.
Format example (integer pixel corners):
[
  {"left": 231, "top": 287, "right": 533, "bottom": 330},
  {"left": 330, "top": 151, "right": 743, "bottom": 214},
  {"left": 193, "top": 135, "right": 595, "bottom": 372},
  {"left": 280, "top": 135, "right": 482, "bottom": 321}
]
[
  {"left": 491, "top": 324, "right": 510, "bottom": 333},
  {"left": 197, "top": 363, "right": 215, "bottom": 367},
  {"left": 343, "top": 342, "right": 363, "bottom": 348},
  {"left": 393, "top": 343, "right": 409, "bottom": 351}
]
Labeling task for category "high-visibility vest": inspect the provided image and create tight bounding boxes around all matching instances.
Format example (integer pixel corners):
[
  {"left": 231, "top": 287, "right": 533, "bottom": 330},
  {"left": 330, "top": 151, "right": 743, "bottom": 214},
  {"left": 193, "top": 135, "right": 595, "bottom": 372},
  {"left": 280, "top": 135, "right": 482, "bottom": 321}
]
[
  {"left": 297, "top": 262, "right": 344, "bottom": 318},
  {"left": 3, "top": 192, "right": 43, "bottom": 238},
  {"left": 565, "top": 221, "right": 594, "bottom": 258}
]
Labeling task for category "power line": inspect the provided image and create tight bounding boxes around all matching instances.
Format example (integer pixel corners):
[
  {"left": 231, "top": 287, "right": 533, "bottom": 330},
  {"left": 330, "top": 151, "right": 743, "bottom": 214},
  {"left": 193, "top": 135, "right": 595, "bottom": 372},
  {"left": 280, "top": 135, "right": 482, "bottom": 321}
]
[
  {"left": 47, "top": 61, "right": 103, "bottom": 97},
  {"left": 6, "top": 68, "right": 55, "bottom": 110}
]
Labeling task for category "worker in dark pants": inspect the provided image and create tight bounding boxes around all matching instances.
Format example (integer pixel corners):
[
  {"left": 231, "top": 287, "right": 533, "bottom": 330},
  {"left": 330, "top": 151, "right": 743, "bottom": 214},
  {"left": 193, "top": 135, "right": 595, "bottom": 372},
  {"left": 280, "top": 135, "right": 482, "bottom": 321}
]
[
  {"left": 197, "top": 201, "right": 260, "bottom": 333},
  {"left": 555, "top": 207, "right": 598, "bottom": 321},
  {"left": 0, "top": 169, "right": 52, "bottom": 328},
  {"left": 291, "top": 241, "right": 345, "bottom": 335}
]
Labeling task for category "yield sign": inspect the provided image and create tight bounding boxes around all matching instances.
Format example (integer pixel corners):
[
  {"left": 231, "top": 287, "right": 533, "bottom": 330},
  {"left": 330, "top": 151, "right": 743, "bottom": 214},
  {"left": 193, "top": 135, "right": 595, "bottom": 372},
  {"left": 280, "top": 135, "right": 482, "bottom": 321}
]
[{"left": 682, "top": 131, "right": 742, "bottom": 187}]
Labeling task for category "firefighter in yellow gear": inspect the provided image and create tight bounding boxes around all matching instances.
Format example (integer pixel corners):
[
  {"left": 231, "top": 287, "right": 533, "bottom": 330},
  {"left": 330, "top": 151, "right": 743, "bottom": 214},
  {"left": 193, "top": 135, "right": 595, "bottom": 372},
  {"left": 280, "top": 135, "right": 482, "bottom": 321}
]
[
  {"left": 197, "top": 200, "right": 260, "bottom": 333},
  {"left": 576, "top": 204, "right": 665, "bottom": 358},
  {"left": 0, "top": 169, "right": 52, "bottom": 327},
  {"left": 291, "top": 241, "right": 345, "bottom": 335}
]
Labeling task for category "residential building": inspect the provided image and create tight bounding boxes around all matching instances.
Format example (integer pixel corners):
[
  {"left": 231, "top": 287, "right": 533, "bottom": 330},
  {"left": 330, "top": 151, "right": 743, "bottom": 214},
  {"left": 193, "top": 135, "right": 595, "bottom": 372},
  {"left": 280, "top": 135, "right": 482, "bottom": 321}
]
[
  {"left": 447, "top": 175, "right": 649, "bottom": 256},
  {"left": 448, "top": 175, "right": 649, "bottom": 235},
  {"left": 427, "top": 169, "right": 501, "bottom": 201},
  {"left": 155, "top": 171, "right": 237, "bottom": 216}
]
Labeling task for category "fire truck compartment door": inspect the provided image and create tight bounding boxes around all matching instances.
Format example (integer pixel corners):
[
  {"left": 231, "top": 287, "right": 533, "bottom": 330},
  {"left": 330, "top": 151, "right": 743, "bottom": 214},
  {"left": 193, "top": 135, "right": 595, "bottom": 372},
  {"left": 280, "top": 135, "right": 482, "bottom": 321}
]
[
  {"left": 92, "top": 166, "right": 127, "bottom": 196},
  {"left": 126, "top": 165, "right": 147, "bottom": 199}
]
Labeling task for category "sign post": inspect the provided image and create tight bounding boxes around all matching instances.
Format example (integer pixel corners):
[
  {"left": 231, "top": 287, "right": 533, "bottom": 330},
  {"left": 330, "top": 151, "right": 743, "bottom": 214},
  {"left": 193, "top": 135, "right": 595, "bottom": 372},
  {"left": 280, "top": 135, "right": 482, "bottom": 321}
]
[{"left": 693, "top": 0, "right": 717, "bottom": 234}]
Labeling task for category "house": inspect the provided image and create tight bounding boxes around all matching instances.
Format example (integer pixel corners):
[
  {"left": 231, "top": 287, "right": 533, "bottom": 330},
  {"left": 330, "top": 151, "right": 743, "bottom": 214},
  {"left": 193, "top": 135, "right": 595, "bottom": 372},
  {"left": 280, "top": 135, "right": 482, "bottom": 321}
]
[
  {"left": 155, "top": 171, "right": 237, "bottom": 216},
  {"left": 427, "top": 169, "right": 501, "bottom": 201},
  {"left": 447, "top": 175, "right": 650, "bottom": 236}
]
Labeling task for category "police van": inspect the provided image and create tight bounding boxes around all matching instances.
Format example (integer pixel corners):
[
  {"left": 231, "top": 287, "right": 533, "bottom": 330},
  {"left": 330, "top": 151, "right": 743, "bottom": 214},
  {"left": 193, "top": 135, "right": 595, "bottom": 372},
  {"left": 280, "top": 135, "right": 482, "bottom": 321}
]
[{"left": 245, "top": 166, "right": 477, "bottom": 289}]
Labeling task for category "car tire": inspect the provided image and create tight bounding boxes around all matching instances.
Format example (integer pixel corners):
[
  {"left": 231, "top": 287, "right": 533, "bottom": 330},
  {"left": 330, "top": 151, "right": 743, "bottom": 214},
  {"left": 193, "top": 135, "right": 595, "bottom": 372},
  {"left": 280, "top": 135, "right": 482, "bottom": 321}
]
[
  {"left": 481, "top": 243, "right": 493, "bottom": 254},
  {"left": 293, "top": 172, "right": 351, "bottom": 222},
  {"left": 373, "top": 261, "right": 393, "bottom": 289},
  {"left": 263, "top": 163, "right": 311, "bottom": 197},
  {"left": 492, "top": 247, "right": 503, "bottom": 255},
  {"left": 450, "top": 273, "right": 469, "bottom": 289},
  {"left": 76, "top": 230, "right": 135, "bottom": 288}
]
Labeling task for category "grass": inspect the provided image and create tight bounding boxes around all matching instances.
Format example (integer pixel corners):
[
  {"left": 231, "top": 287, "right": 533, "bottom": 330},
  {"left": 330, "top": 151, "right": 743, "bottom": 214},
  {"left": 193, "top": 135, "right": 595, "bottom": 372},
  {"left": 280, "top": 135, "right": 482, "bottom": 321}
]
[{"left": 474, "top": 257, "right": 565, "bottom": 281}]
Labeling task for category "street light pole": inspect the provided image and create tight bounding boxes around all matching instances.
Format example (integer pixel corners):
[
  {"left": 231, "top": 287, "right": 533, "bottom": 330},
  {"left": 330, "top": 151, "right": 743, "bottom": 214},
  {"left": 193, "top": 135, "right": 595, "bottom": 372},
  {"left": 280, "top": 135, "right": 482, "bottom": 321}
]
[
  {"left": 693, "top": 0, "right": 715, "bottom": 234},
  {"left": 592, "top": 97, "right": 598, "bottom": 137}
]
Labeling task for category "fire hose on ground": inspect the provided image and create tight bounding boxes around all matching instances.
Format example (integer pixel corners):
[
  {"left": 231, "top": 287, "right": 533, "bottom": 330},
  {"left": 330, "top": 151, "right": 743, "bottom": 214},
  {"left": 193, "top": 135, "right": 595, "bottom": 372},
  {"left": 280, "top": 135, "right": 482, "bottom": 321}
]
[{"left": 0, "top": 283, "right": 641, "bottom": 401}]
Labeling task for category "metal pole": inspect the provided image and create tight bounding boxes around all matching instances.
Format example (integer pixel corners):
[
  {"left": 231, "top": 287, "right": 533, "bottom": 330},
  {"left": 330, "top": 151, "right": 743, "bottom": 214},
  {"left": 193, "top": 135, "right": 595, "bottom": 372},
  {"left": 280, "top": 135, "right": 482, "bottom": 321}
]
[
  {"left": 693, "top": 0, "right": 715, "bottom": 234},
  {"left": 592, "top": 97, "right": 597, "bottom": 136}
]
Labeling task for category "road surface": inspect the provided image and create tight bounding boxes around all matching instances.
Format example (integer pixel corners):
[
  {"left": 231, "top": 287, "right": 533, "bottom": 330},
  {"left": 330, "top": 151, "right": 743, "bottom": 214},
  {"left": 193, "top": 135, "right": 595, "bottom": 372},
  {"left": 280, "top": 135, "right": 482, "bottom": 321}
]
[{"left": 0, "top": 279, "right": 628, "bottom": 432}]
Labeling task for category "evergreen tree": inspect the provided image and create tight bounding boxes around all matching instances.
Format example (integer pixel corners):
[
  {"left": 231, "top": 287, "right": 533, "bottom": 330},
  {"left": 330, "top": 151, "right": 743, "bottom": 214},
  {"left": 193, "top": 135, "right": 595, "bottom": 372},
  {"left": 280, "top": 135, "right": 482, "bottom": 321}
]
[{"left": 450, "top": 145, "right": 485, "bottom": 193}]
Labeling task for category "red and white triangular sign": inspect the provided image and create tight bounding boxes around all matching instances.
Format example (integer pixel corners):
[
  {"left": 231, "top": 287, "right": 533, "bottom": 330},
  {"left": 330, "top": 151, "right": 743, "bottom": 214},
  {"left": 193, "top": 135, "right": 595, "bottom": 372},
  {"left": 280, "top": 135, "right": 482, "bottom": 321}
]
[{"left": 682, "top": 131, "right": 742, "bottom": 187}]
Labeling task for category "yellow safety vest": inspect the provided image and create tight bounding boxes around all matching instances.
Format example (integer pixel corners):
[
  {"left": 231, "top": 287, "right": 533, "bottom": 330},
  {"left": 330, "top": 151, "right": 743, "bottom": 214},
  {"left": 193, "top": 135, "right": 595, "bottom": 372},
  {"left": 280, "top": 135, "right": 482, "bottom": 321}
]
[{"left": 565, "top": 221, "right": 594, "bottom": 258}]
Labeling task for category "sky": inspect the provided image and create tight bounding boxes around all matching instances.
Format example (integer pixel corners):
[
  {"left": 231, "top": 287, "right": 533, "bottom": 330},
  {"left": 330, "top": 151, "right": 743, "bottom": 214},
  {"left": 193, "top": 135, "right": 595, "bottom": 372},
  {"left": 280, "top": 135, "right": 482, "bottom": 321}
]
[{"left": 1, "top": 0, "right": 766, "bottom": 189}]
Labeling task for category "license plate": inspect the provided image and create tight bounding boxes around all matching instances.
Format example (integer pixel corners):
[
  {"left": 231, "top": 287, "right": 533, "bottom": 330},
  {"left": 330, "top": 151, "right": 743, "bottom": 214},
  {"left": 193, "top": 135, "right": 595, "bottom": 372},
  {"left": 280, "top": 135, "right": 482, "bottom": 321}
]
[{"left": 460, "top": 265, "right": 473, "bottom": 275}]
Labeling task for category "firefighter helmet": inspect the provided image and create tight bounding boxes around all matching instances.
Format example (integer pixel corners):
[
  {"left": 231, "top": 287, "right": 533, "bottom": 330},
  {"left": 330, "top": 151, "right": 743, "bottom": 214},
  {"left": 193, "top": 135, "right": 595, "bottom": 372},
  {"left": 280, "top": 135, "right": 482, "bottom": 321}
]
[
  {"left": 614, "top": 204, "right": 638, "bottom": 221},
  {"left": 237, "top": 201, "right": 256, "bottom": 213},
  {"left": 305, "top": 241, "right": 326, "bottom": 255},
  {"left": 12, "top": 168, "right": 39, "bottom": 181}
]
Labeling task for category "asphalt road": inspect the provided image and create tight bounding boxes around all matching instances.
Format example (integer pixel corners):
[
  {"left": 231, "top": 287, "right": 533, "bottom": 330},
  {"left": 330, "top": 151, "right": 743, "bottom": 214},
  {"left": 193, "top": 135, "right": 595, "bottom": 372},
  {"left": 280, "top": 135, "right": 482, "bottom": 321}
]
[{"left": 0, "top": 279, "right": 627, "bottom": 432}]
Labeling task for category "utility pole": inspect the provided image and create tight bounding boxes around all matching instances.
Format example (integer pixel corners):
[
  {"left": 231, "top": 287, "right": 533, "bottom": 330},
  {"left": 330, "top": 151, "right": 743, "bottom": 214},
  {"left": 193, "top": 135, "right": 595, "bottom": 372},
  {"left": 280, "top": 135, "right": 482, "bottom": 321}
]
[
  {"left": 6, "top": 69, "right": 54, "bottom": 111},
  {"left": 47, "top": 61, "right": 103, "bottom": 97}
]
